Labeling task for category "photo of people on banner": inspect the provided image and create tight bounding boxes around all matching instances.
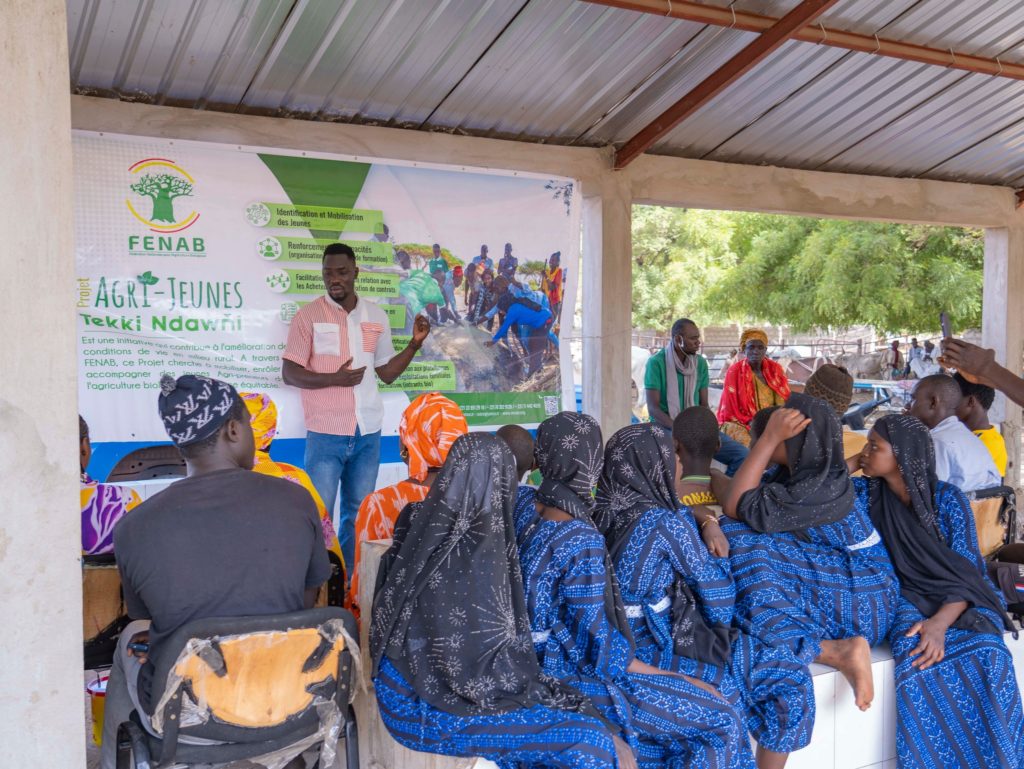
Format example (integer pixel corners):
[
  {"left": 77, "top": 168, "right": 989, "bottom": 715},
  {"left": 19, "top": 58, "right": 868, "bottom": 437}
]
[{"left": 389, "top": 236, "right": 564, "bottom": 388}]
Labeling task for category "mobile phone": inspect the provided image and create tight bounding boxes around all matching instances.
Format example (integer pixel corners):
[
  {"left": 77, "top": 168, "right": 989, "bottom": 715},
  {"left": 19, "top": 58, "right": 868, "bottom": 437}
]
[
  {"left": 940, "top": 312, "right": 952, "bottom": 339},
  {"left": 127, "top": 642, "right": 150, "bottom": 654}
]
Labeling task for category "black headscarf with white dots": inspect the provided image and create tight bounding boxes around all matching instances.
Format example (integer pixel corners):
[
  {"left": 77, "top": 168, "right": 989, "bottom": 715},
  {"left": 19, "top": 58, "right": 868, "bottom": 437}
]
[
  {"left": 593, "top": 422, "right": 678, "bottom": 540},
  {"left": 371, "top": 433, "right": 597, "bottom": 718}
]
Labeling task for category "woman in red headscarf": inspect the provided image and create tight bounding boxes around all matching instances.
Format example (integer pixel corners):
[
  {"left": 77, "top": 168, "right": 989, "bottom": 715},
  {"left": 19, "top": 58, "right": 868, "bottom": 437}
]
[
  {"left": 346, "top": 392, "right": 468, "bottom": 617},
  {"left": 717, "top": 328, "right": 791, "bottom": 447}
]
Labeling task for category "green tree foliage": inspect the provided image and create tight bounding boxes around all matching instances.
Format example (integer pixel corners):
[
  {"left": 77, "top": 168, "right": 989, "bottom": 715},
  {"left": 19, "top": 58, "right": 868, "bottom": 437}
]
[
  {"left": 632, "top": 208, "right": 984, "bottom": 335},
  {"left": 519, "top": 260, "right": 548, "bottom": 289},
  {"left": 631, "top": 206, "right": 737, "bottom": 330}
]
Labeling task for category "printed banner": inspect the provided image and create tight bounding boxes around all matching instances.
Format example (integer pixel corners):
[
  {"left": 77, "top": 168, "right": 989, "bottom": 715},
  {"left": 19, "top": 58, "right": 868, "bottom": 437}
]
[{"left": 74, "top": 132, "right": 579, "bottom": 445}]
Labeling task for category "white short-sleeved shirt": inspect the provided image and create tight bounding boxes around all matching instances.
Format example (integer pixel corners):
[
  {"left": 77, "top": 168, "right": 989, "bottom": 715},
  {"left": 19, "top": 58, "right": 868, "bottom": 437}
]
[
  {"left": 930, "top": 416, "right": 1001, "bottom": 493},
  {"left": 283, "top": 295, "right": 396, "bottom": 436}
]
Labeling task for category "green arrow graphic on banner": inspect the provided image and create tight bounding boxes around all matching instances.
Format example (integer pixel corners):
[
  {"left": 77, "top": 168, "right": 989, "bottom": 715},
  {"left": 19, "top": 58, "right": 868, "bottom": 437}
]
[
  {"left": 257, "top": 155, "right": 373, "bottom": 241},
  {"left": 257, "top": 235, "right": 392, "bottom": 265},
  {"left": 266, "top": 269, "right": 399, "bottom": 297},
  {"left": 247, "top": 202, "right": 384, "bottom": 234},
  {"left": 380, "top": 361, "right": 457, "bottom": 393}
]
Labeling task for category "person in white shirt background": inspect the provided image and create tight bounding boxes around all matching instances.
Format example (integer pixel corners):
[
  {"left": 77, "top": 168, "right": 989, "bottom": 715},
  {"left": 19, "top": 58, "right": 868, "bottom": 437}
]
[
  {"left": 907, "top": 373, "right": 1000, "bottom": 492},
  {"left": 909, "top": 339, "right": 941, "bottom": 379},
  {"left": 904, "top": 337, "right": 922, "bottom": 376}
]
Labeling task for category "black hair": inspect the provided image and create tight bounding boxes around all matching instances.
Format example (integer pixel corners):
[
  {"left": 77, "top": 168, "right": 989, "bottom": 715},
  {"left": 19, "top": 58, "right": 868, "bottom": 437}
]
[
  {"left": 919, "top": 373, "right": 963, "bottom": 410},
  {"left": 671, "top": 318, "right": 696, "bottom": 339},
  {"left": 954, "top": 372, "right": 995, "bottom": 411},
  {"left": 749, "top": 406, "right": 781, "bottom": 442},
  {"left": 79, "top": 415, "right": 89, "bottom": 441},
  {"left": 178, "top": 397, "right": 248, "bottom": 459},
  {"left": 496, "top": 424, "right": 535, "bottom": 481},
  {"left": 322, "top": 242, "right": 356, "bottom": 263},
  {"left": 672, "top": 406, "right": 718, "bottom": 460}
]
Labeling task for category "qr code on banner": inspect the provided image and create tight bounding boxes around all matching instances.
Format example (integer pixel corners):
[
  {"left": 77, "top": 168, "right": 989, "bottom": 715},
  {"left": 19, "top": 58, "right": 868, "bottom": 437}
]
[{"left": 543, "top": 396, "right": 560, "bottom": 416}]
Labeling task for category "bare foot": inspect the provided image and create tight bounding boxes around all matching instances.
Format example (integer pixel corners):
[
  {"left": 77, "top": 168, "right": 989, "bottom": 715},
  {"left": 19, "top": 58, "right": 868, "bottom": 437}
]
[
  {"left": 756, "top": 743, "right": 789, "bottom": 769},
  {"left": 817, "top": 636, "right": 874, "bottom": 711}
]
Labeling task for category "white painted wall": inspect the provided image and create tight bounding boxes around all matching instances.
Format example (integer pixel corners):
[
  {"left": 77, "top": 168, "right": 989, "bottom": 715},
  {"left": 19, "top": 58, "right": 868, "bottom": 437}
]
[{"left": 0, "top": 1, "right": 84, "bottom": 766}]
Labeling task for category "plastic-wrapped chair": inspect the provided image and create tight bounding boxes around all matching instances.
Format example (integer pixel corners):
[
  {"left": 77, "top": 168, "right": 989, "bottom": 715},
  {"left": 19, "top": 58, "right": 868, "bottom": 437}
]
[
  {"left": 967, "top": 485, "right": 1017, "bottom": 559},
  {"left": 116, "top": 607, "right": 359, "bottom": 769}
]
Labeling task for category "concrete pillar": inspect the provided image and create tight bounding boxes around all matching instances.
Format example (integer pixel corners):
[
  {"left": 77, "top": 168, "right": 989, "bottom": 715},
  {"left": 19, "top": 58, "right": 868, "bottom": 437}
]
[
  {"left": 0, "top": 1, "right": 83, "bottom": 765},
  {"left": 982, "top": 226, "right": 1024, "bottom": 496},
  {"left": 582, "top": 176, "right": 633, "bottom": 435}
]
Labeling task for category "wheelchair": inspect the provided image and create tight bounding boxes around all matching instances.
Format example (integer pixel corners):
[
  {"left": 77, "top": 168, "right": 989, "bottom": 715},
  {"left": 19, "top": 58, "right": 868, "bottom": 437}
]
[{"left": 115, "top": 607, "right": 359, "bottom": 769}]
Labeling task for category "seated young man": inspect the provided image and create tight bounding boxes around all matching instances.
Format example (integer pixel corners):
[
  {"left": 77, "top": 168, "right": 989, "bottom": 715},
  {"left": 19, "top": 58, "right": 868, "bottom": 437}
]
[
  {"left": 100, "top": 375, "right": 331, "bottom": 769},
  {"left": 80, "top": 414, "right": 141, "bottom": 555},
  {"left": 672, "top": 406, "right": 730, "bottom": 558},
  {"left": 908, "top": 374, "right": 1000, "bottom": 492},
  {"left": 496, "top": 423, "right": 538, "bottom": 543},
  {"left": 955, "top": 372, "right": 1007, "bottom": 478}
]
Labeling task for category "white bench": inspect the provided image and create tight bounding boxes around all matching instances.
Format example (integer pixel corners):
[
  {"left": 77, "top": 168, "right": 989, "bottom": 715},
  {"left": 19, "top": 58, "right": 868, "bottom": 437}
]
[
  {"left": 355, "top": 539, "right": 1024, "bottom": 769},
  {"left": 792, "top": 631, "right": 1024, "bottom": 769}
]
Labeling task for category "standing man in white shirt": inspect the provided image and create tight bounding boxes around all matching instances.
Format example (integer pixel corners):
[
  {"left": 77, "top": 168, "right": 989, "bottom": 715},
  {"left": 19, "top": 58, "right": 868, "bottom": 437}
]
[
  {"left": 282, "top": 242, "right": 429, "bottom": 572},
  {"left": 907, "top": 373, "right": 1000, "bottom": 492}
]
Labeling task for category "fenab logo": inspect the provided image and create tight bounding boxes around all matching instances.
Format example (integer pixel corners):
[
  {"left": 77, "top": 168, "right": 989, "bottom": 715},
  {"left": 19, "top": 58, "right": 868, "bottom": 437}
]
[{"left": 125, "top": 158, "right": 199, "bottom": 233}]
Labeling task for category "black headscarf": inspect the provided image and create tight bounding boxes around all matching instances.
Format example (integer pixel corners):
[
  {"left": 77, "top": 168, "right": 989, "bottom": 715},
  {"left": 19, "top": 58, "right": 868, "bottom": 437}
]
[
  {"left": 737, "top": 392, "right": 855, "bottom": 533},
  {"left": 534, "top": 412, "right": 605, "bottom": 523},
  {"left": 597, "top": 423, "right": 735, "bottom": 668},
  {"left": 594, "top": 423, "right": 679, "bottom": 540},
  {"left": 534, "top": 412, "right": 635, "bottom": 650},
  {"left": 868, "top": 415, "right": 1013, "bottom": 636},
  {"left": 370, "top": 433, "right": 594, "bottom": 716}
]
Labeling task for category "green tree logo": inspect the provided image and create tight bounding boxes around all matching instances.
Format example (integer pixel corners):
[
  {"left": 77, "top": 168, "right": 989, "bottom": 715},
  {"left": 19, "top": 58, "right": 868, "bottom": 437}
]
[{"left": 130, "top": 173, "right": 193, "bottom": 223}]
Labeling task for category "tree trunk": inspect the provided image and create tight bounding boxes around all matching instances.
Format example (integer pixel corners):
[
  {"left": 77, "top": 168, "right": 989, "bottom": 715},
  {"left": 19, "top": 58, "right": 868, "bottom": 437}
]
[{"left": 151, "top": 191, "right": 175, "bottom": 223}]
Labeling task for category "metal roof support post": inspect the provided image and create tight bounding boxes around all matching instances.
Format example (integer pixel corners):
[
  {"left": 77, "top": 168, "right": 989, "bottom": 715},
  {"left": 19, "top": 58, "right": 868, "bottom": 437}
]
[
  {"left": 612, "top": 0, "right": 840, "bottom": 169},
  {"left": 983, "top": 227, "right": 1024, "bottom": 508}
]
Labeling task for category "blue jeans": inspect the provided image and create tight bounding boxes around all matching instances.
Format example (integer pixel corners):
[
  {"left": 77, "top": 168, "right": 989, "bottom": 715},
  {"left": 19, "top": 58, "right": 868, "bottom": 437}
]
[
  {"left": 715, "top": 431, "right": 748, "bottom": 477},
  {"left": 305, "top": 429, "right": 381, "bottom": 572}
]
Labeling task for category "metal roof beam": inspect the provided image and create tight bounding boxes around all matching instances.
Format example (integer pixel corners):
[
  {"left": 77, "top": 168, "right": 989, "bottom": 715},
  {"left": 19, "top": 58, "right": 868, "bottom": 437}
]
[
  {"left": 611, "top": 0, "right": 840, "bottom": 169},
  {"left": 586, "top": 0, "right": 1024, "bottom": 82}
]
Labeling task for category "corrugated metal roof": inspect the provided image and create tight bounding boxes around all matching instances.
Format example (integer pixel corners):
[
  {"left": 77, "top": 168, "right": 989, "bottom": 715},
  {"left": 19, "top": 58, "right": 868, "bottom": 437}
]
[{"left": 66, "top": 0, "right": 1024, "bottom": 187}]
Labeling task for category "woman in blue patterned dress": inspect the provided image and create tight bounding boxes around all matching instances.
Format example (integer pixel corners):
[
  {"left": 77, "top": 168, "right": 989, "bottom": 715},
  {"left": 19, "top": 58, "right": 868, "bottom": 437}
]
[
  {"left": 856, "top": 414, "right": 1023, "bottom": 769},
  {"left": 519, "top": 411, "right": 755, "bottom": 769},
  {"left": 595, "top": 416, "right": 812, "bottom": 768},
  {"left": 721, "top": 394, "right": 898, "bottom": 768},
  {"left": 371, "top": 433, "right": 634, "bottom": 769}
]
